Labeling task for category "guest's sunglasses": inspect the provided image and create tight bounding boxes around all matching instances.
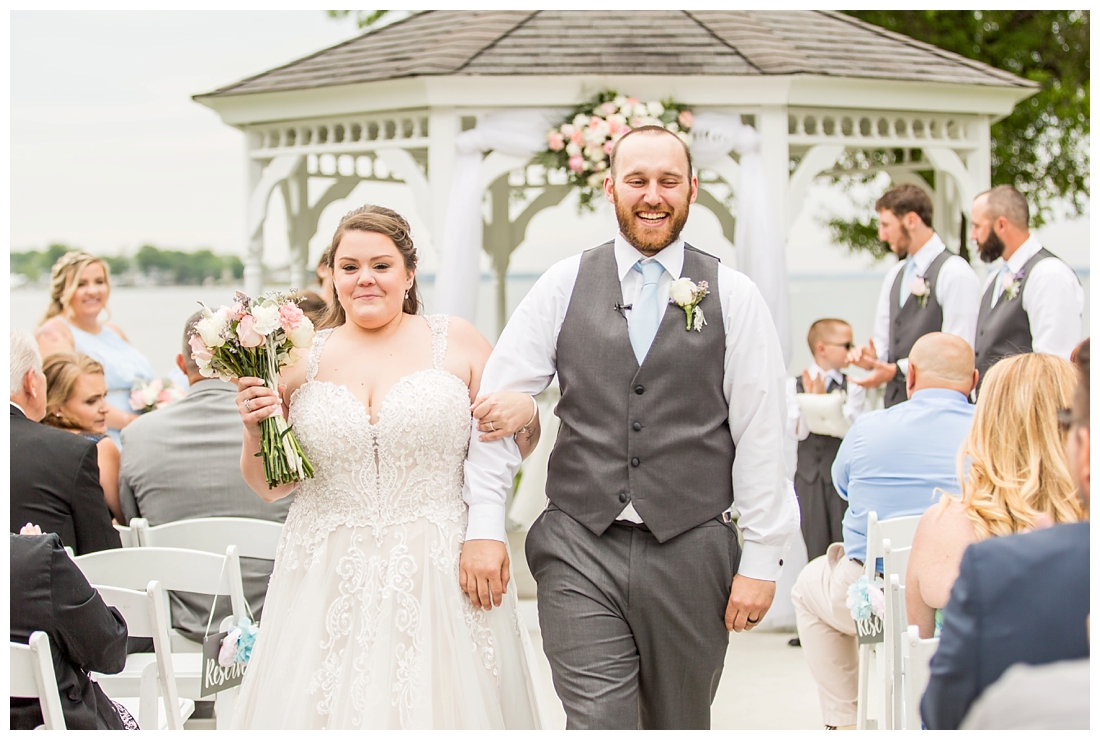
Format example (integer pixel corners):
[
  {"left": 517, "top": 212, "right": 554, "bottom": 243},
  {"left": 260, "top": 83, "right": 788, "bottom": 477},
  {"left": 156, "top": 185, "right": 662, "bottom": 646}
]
[{"left": 1057, "top": 407, "right": 1076, "bottom": 433}]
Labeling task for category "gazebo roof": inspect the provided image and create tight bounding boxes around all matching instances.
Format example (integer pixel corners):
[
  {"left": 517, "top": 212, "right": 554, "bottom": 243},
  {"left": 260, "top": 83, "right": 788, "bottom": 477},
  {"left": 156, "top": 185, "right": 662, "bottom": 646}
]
[{"left": 203, "top": 10, "right": 1033, "bottom": 99}]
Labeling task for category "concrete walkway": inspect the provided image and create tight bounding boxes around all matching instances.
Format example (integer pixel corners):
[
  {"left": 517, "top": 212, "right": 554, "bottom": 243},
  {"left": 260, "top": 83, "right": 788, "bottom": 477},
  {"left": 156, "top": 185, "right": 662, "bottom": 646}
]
[{"left": 518, "top": 600, "right": 824, "bottom": 730}]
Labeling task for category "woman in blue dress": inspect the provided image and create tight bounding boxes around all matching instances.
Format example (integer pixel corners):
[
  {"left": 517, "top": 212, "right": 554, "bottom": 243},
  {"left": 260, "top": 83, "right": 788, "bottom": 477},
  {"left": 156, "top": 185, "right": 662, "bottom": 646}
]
[{"left": 36, "top": 251, "right": 154, "bottom": 446}]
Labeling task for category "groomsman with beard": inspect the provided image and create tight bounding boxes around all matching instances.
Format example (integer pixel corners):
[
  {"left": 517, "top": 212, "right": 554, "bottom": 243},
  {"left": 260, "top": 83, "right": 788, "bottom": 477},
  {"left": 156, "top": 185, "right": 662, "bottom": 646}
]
[
  {"left": 969, "top": 185, "right": 1083, "bottom": 391},
  {"left": 847, "top": 184, "right": 980, "bottom": 407},
  {"left": 461, "top": 126, "right": 798, "bottom": 729}
]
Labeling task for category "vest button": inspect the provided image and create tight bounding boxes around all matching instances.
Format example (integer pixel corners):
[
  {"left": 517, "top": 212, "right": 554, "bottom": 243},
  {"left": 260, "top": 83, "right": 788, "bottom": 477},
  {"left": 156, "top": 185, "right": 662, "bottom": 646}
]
[
  {"left": 631, "top": 457, "right": 640, "bottom": 467},
  {"left": 618, "top": 492, "right": 629, "bottom": 503},
  {"left": 632, "top": 422, "right": 642, "bottom": 431},
  {"left": 634, "top": 385, "right": 644, "bottom": 395}
]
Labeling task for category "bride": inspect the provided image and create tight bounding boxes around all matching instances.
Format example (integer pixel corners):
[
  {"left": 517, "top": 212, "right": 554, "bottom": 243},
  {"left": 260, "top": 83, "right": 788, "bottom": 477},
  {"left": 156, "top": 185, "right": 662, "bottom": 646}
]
[{"left": 230, "top": 206, "right": 544, "bottom": 729}]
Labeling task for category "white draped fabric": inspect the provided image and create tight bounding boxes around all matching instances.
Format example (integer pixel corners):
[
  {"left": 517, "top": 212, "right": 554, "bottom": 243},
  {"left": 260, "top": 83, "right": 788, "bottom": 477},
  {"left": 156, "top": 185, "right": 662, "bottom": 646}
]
[{"left": 434, "top": 108, "right": 791, "bottom": 364}]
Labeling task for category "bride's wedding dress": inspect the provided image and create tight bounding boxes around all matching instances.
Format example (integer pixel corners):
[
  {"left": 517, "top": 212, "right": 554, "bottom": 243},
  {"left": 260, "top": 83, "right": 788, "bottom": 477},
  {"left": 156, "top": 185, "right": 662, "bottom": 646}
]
[{"left": 231, "top": 315, "right": 543, "bottom": 729}]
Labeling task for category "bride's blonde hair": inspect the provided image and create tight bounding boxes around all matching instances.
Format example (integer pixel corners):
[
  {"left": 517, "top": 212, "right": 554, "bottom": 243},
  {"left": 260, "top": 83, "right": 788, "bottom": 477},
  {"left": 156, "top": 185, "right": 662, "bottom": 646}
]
[{"left": 947, "top": 353, "right": 1083, "bottom": 539}]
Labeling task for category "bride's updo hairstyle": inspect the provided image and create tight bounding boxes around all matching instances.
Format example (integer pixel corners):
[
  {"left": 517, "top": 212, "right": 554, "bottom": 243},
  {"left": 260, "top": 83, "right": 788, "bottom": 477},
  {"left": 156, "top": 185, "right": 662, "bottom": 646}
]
[{"left": 317, "top": 205, "right": 421, "bottom": 329}]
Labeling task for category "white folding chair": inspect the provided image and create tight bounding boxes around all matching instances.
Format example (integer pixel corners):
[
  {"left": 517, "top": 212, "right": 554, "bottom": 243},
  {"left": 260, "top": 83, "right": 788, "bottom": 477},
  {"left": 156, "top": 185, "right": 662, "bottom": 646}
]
[
  {"left": 93, "top": 582, "right": 195, "bottom": 730},
  {"left": 115, "top": 518, "right": 146, "bottom": 548},
  {"left": 74, "top": 546, "right": 247, "bottom": 729},
  {"left": 10, "top": 632, "right": 66, "bottom": 730},
  {"left": 903, "top": 625, "right": 939, "bottom": 731},
  {"left": 133, "top": 516, "right": 283, "bottom": 560},
  {"left": 856, "top": 511, "right": 922, "bottom": 730},
  {"left": 885, "top": 569, "right": 907, "bottom": 728}
]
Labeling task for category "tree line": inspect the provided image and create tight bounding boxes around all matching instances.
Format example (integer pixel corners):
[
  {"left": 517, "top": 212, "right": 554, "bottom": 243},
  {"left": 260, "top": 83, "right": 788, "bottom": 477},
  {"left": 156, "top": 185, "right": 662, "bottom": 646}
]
[{"left": 10, "top": 244, "right": 244, "bottom": 286}]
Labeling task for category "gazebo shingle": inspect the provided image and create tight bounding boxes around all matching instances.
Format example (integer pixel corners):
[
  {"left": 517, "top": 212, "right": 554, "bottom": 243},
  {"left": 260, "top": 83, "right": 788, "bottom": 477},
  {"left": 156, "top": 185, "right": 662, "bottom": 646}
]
[{"left": 202, "top": 10, "right": 1032, "bottom": 98}]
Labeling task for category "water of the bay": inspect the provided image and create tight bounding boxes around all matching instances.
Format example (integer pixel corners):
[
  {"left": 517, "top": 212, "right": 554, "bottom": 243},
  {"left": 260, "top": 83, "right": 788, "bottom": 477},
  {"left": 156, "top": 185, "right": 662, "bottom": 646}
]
[{"left": 10, "top": 273, "right": 1090, "bottom": 379}]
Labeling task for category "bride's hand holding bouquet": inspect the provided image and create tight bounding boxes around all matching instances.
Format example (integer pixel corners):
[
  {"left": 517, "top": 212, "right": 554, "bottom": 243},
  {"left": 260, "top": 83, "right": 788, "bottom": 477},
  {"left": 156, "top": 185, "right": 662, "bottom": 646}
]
[{"left": 190, "top": 291, "right": 316, "bottom": 491}]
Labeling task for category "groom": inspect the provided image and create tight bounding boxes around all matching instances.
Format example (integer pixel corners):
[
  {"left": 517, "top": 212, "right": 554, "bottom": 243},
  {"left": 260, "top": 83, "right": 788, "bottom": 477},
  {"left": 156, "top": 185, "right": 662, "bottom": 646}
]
[{"left": 459, "top": 126, "right": 798, "bottom": 729}]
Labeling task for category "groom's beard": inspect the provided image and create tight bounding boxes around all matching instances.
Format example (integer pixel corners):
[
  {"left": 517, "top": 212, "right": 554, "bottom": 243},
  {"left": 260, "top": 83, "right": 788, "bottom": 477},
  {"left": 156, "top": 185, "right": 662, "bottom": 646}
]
[
  {"left": 977, "top": 229, "right": 1006, "bottom": 263},
  {"left": 614, "top": 194, "right": 690, "bottom": 256}
]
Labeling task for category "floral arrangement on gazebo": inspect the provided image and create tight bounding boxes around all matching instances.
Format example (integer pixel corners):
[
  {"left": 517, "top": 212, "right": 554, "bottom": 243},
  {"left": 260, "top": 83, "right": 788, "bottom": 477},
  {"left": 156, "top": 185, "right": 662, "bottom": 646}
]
[{"left": 538, "top": 90, "right": 694, "bottom": 210}]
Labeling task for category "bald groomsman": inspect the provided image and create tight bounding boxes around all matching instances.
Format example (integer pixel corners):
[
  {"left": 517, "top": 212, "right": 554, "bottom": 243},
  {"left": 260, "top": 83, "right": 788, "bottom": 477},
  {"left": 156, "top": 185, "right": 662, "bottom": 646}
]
[
  {"left": 848, "top": 184, "right": 981, "bottom": 407},
  {"left": 970, "top": 185, "right": 1084, "bottom": 390}
]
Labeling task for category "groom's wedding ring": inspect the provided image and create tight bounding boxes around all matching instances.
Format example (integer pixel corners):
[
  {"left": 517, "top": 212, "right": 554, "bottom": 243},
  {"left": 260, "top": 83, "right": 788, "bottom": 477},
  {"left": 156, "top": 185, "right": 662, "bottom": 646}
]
[
  {"left": 746, "top": 617, "right": 759, "bottom": 624},
  {"left": 245, "top": 399, "right": 253, "bottom": 412}
]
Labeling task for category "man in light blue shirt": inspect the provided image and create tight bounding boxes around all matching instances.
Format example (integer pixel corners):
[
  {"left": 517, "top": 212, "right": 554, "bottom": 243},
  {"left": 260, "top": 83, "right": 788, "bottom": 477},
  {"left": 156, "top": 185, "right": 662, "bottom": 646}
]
[{"left": 791, "top": 333, "right": 978, "bottom": 729}]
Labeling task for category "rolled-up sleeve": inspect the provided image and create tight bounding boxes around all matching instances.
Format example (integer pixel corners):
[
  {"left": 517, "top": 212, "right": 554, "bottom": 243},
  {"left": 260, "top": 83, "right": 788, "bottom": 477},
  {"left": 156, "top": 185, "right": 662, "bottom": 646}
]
[{"left": 719, "top": 268, "right": 799, "bottom": 580}]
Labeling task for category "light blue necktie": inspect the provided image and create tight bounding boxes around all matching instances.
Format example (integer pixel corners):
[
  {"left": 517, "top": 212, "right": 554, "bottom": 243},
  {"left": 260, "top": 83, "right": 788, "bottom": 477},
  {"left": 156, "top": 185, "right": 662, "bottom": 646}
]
[
  {"left": 991, "top": 263, "right": 1011, "bottom": 308},
  {"left": 899, "top": 258, "right": 918, "bottom": 307},
  {"left": 629, "top": 260, "right": 665, "bottom": 363}
]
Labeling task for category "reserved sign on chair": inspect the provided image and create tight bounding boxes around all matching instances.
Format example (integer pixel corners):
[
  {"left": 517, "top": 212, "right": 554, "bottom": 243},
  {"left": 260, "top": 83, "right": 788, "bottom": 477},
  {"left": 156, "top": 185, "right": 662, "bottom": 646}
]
[
  {"left": 856, "top": 615, "right": 884, "bottom": 645},
  {"left": 201, "top": 631, "right": 246, "bottom": 697}
]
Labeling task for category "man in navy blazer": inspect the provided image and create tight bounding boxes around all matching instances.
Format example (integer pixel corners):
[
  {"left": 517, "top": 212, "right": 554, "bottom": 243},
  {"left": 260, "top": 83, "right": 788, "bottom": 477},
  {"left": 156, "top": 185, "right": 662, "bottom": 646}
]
[{"left": 921, "top": 340, "right": 1091, "bottom": 730}]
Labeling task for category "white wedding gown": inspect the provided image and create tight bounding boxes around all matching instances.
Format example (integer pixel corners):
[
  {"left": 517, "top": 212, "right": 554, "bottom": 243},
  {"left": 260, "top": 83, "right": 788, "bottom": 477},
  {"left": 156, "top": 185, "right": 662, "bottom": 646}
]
[{"left": 231, "top": 315, "right": 544, "bottom": 729}]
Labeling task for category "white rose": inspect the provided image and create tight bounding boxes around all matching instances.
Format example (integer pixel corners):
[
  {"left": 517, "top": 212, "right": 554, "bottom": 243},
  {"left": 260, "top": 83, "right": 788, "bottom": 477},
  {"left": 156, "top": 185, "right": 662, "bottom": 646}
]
[
  {"left": 647, "top": 101, "right": 665, "bottom": 117},
  {"left": 194, "top": 315, "right": 226, "bottom": 348},
  {"left": 251, "top": 304, "right": 282, "bottom": 336},
  {"left": 288, "top": 318, "right": 315, "bottom": 349},
  {"left": 572, "top": 113, "right": 588, "bottom": 129},
  {"left": 668, "top": 278, "right": 697, "bottom": 306},
  {"left": 633, "top": 103, "right": 649, "bottom": 118},
  {"left": 565, "top": 141, "right": 581, "bottom": 156}
]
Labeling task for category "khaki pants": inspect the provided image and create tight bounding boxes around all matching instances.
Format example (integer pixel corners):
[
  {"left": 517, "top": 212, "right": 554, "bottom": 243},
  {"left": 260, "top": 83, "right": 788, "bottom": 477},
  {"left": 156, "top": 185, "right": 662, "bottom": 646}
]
[{"left": 791, "top": 542, "right": 864, "bottom": 727}]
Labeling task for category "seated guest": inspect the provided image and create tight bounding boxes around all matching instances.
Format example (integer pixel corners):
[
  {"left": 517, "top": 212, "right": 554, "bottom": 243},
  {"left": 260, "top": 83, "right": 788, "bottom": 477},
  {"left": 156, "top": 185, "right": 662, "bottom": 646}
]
[
  {"left": 41, "top": 352, "right": 123, "bottom": 522},
  {"left": 906, "top": 352, "right": 1082, "bottom": 638},
  {"left": 119, "top": 312, "right": 294, "bottom": 642},
  {"left": 791, "top": 332, "right": 977, "bottom": 730},
  {"left": 9, "top": 330, "right": 120, "bottom": 554},
  {"left": 787, "top": 318, "right": 866, "bottom": 562},
  {"left": 922, "top": 340, "right": 1090, "bottom": 730},
  {"left": 10, "top": 529, "right": 134, "bottom": 729}
]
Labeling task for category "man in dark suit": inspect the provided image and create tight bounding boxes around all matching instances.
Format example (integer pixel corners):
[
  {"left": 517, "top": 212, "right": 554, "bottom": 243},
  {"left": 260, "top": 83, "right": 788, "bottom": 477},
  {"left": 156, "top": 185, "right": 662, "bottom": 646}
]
[
  {"left": 921, "top": 341, "right": 1091, "bottom": 730},
  {"left": 10, "top": 531, "right": 130, "bottom": 729},
  {"left": 9, "top": 330, "right": 120, "bottom": 554}
]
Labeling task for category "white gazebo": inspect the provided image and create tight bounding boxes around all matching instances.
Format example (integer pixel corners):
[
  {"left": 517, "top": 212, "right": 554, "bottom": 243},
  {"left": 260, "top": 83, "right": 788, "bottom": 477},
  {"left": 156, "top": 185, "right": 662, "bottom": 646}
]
[{"left": 195, "top": 9, "right": 1035, "bottom": 356}]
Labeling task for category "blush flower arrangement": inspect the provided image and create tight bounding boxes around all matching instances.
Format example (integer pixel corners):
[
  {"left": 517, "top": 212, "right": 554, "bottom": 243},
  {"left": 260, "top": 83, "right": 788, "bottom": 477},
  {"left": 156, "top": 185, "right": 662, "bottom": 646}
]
[
  {"left": 129, "top": 378, "right": 186, "bottom": 413},
  {"left": 190, "top": 290, "right": 316, "bottom": 487},
  {"left": 909, "top": 275, "right": 930, "bottom": 308},
  {"left": 1001, "top": 268, "right": 1025, "bottom": 301},
  {"left": 538, "top": 90, "right": 694, "bottom": 211},
  {"left": 669, "top": 278, "right": 709, "bottom": 331}
]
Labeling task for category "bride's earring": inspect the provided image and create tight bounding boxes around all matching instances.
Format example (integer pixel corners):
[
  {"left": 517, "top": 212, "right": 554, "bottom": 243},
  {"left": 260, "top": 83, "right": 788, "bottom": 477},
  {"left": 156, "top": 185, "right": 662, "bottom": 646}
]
[{"left": 404, "top": 290, "right": 410, "bottom": 300}]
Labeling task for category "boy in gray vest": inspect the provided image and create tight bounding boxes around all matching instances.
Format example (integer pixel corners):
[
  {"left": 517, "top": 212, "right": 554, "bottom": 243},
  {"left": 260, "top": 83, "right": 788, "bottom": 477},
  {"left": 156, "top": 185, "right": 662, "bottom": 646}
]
[
  {"left": 460, "top": 126, "right": 798, "bottom": 729},
  {"left": 787, "top": 319, "right": 865, "bottom": 562}
]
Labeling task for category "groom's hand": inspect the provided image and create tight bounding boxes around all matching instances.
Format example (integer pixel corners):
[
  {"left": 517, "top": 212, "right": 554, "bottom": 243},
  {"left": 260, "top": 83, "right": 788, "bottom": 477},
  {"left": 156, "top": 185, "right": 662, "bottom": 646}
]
[
  {"left": 725, "top": 574, "right": 776, "bottom": 632},
  {"left": 459, "top": 539, "right": 510, "bottom": 610}
]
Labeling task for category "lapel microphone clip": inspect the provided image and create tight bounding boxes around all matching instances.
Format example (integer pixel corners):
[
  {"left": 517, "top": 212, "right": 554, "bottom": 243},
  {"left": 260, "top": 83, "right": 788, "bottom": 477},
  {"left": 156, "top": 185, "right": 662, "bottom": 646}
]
[{"left": 614, "top": 303, "right": 632, "bottom": 317}]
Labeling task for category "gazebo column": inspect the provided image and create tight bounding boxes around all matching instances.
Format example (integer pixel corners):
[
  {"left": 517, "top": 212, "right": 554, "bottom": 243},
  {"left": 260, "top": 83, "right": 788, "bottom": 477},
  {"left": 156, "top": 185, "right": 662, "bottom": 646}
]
[
  {"left": 244, "top": 154, "right": 266, "bottom": 297},
  {"left": 757, "top": 108, "right": 791, "bottom": 243},
  {"left": 427, "top": 108, "right": 459, "bottom": 254},
  {"left": 282, "top": 166, "right": 361, "bottom": 291}
]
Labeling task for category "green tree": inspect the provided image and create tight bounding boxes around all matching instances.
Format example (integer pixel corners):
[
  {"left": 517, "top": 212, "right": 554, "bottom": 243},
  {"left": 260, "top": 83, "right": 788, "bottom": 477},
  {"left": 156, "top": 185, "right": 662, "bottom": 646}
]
[
  {"left": 327, "top": 9, "right": 395, "bottom": 29},
  {"left": 833, "top": 10, "right": 1089, "bottom": 257}
]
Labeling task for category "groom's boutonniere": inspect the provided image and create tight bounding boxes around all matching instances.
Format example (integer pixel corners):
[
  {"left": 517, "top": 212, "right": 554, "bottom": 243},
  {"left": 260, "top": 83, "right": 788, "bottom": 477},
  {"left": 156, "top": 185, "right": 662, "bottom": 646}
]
[
  {"left": 668, "top": 278, "right": 709, "bottom": 331},
  {"left": 909, "top": 275, "right": 930, "bottom": 308},
  {"left": 1001, "top": 268, "right": 1025, "bottom": 301}
]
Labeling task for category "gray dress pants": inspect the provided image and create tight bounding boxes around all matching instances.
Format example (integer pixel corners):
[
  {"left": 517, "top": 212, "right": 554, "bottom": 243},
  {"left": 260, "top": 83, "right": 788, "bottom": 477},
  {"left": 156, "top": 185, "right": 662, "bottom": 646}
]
[{"left": 526, "top": 504, "right": 741, "bottom": 729}]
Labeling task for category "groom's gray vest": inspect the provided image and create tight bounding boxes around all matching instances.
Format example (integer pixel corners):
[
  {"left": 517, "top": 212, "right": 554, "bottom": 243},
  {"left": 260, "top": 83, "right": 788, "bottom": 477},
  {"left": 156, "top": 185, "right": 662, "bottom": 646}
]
[{"left": 546, "top": 242, "right": 735, "bottom": 544}]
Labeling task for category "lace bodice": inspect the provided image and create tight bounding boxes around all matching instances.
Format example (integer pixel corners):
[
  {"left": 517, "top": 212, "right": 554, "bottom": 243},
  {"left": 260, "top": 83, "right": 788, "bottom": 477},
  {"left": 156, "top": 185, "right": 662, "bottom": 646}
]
[{"left": 281, "top": 315, "right": 472, "bottom": 560}]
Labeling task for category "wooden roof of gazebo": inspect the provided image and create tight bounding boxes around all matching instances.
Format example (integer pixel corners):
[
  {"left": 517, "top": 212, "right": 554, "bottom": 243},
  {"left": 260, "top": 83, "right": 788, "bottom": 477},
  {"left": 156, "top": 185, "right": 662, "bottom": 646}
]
[{"left": 202, "top": 10, "right": 1033, "bottom": 98}]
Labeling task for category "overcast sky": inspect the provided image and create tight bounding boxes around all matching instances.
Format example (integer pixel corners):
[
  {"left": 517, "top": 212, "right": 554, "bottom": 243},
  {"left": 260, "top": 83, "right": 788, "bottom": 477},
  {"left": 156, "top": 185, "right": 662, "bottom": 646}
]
[{"left": 9, "top": 9, "right": 1089, "bottom": 274}]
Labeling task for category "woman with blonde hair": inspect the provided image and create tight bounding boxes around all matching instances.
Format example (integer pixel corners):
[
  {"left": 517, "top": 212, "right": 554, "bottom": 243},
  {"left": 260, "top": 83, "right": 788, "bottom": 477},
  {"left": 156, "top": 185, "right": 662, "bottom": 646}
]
[
  {"left": 36, "top": 251, "right": 154, "bottom": 444},
  {"left": 906, "top": 352, "right": 1083, "bottom": 637},
  {"left": 41, "top": 352, "right": 124, "bottom": 523}
]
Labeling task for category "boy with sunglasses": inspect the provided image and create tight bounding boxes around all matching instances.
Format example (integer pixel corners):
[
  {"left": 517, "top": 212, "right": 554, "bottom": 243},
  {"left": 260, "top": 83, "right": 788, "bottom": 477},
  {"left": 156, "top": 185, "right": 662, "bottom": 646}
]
[{"left": 786, "top": 318, "right": 865, "bottom": 562}]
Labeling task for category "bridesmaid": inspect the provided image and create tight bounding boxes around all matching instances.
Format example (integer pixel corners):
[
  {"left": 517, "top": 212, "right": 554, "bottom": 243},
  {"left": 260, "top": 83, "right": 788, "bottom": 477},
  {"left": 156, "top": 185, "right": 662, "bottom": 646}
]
[{"left": 36, "top": 251, "right": 154, "bottom": 445}]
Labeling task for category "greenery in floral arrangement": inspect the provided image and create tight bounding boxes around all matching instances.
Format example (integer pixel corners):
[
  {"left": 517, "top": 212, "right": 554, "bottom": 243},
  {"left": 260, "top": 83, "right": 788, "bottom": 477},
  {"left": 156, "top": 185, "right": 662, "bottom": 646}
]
[{"left": 536, "top": 90, "right": 694, "bottom": 212}]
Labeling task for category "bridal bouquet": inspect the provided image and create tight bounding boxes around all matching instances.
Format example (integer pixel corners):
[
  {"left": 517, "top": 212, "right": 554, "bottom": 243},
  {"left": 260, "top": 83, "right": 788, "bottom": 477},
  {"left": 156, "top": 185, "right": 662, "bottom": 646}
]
[
  {"left": 189, "top": 291, "right": 316, "bottom": 487},
  {"left": 538, "top": 89, "right": 694, "bottom": 211},
  {"left": 129, "top": 378, "right": 187, "bottom": 413}
]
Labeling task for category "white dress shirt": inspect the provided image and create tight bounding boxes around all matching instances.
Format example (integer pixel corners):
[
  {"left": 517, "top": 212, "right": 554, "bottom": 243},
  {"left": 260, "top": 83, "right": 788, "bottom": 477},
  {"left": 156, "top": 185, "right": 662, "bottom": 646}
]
[
  {"left": 871, "top": 233, "right": 981, "bottom": 374},
  {"left": 463, "top": 235, "right": 799, "bottom": 581},
  {"left": 981, "top": 235, "right": 1084, "bottom": 359},
  {"left": 785, "top": 362, "right": 866, "bottom": 443}
]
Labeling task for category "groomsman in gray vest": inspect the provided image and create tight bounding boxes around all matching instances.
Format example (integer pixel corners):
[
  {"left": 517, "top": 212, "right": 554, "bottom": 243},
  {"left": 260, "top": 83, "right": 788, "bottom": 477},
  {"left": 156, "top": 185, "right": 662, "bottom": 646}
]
[
  {"left": 847, "top": 184, "right": 980, "bottom": 406},
  {"left": 969, "top": 185, "right": 1083, "bottom": 390},
  {"left": 460, "top": 126, "right": 798, "bottom": 729}
]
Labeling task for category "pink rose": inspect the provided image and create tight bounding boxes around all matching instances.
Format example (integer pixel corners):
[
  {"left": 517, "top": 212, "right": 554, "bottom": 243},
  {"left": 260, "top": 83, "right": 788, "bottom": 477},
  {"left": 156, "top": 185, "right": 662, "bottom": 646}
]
[
  {"left": 589, "top": 116, "right": 602, "bottom": 129},
  {"left": 236, "top": 314, "right": 264, "bottom": 348},
  {"left": 603, "top": 140, "right": 615, "bottom": 155},
  {"left": 226, "top": 301, "right": 246, "bottom": 322},
  {"left": 608, "top": 119, "right": 622, "bottom": 135},
  {"left": 278, "top": 302, "right": 304, "bottom": 332},
  {"left": 156, "top": 389, "right": 174, "bottom": 408},
  {"left": 625, "top": 97, "right": 640, "bottom": 106},
  {"left": 598, "top": 101, "right": 618, "bottom": 117},
  {"left": 568, "top": 155, "right": 586, "bottom": 173},
  {"left": 188, "top": 333, "right": 213, "bottom": 362},
  {"left": 547, "top": 131, "right": 565, "bottom": 151},
  {"left": 130, "top": 388, "right": 145, "bottom": 411},
  {"left": 570, "top": 128, "right": 584, "bottom": 145},
  {"left": 678, "top": 110, "right": 694, "bottom": 128}
]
